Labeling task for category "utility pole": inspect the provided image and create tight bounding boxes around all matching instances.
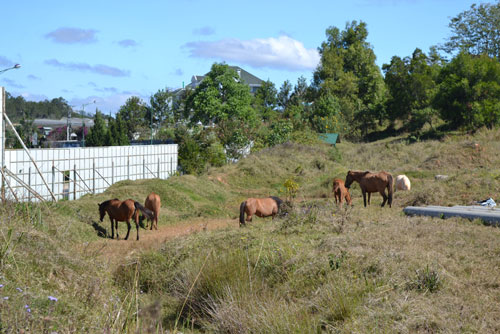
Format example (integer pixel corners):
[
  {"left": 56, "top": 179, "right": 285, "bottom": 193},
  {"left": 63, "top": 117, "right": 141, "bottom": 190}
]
[{"left": 81, "top": 100, "right": 96, "bottom": 147}]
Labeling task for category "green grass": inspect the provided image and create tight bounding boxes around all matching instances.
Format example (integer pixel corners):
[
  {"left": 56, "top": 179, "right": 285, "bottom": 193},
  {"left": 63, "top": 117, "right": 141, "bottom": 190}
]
[{"left": 2, "top": 128, "right": 500, "bottom": 332}]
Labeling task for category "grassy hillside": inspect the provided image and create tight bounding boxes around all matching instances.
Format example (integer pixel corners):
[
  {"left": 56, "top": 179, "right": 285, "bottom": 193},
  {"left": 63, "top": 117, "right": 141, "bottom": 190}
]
[{"left": 1, "top": 128, "right": 500, "bottom": 333}]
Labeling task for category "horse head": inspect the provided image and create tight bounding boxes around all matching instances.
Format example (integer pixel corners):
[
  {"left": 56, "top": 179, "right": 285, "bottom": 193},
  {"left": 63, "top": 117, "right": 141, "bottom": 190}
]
[
  {"left": 344, "top": 171, "right": 354, "bottom": 189},
  {"left": 98, "top": 202, "right": 106, "bottom": 222}
]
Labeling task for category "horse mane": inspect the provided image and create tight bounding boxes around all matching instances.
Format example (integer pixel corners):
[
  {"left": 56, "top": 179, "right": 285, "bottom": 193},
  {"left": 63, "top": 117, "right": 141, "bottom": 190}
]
[
  {"left": 100, "top": 198, "right": 119, "bottom": 207},
  {"left": 269, "top": 196, "right": 283, "bottom": 209}
]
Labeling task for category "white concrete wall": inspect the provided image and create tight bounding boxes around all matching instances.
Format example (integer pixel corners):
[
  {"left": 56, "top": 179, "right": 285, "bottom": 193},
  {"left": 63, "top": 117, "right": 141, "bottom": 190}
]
[{"left": 3, "top": 144, "right": 178, "bottom": 202}]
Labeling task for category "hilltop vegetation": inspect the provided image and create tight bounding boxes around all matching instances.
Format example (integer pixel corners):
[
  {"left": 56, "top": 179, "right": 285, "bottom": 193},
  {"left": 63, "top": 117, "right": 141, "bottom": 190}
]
[{"left": 1, "top": 129, "right": 500, "bottom": 333}]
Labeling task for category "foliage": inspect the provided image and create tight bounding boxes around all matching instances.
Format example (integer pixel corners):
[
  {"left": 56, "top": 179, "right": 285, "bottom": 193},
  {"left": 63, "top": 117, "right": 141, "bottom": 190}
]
[
  {"left": 186, "top": 63, "right": 257, "bottom": 126},
  {"left": 5, "top": 94, "right": 77, "bottom": 123},
  {"left": 433, "top": 52, "right": 500, "bottom": 130},
  {"left": 266, "top": 120, "right": 293, "bottom": 146},
  {"left": 116, "top": 96, "right": 148, "bottom": 140},
  {"left": 312, "top": 20, "right": 386, "bottom": 138},
  {"left": 176, "top": 126, "right": 227, "bottom": 174},
  {"left": 105, "top": 113, "right": 129, "bottom": 146},
  {"left": 253, "top": 79, "right": 278, "bottom": 121},
  {"left": 85, "top": 111, "right": 108, "bottom": 147},
  {"left": 147, "top": 88, "right": 174, "bottom": 129},
  {"left": 283, "top": 177, "right": 299, "bottom": 201},
  {"left": 382, "top": 48, "right": 442, "bottom": 131},
  {"left": 442, "top": 1, "right": 500, "bottom": 58}
]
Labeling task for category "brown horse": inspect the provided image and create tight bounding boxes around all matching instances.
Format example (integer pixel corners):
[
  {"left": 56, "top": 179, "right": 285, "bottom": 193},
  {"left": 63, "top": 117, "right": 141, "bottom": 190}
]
[
  {"left": 332, "top": 178, "right": 352, "bottom": 208},
  {"left": 144, "top": 192, "right": 161, "bottom": 230},
  {"left": 98, "top": 198, "right": 154, "bottom": 240},
  {"left": 344, "top": 170, "right": 394, "bottom": 208},
  {"left": 239, "top": 196, "right": 283, "bottom": 226}
]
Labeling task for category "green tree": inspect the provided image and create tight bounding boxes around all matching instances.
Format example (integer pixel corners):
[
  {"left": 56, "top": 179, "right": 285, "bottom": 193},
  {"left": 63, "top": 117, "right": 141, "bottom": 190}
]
[
  {"left": 106, "top": 113, "right": 129, "bottom": 146},
  {"left": 186, "top": 63, "right": 257, "bottom": 159},
  {"left": 86, "top": 111, "right": 108, "bottom": 146},
  {"left": 277, "top": 80, "right": 292, "bottom": 111},
  {"left": 117, "top": 96, "right": 147, "bottom": 140},
  {"left": 442, "top": 2, "right": 500, "bottom": 58},
  {"left": 253, "top": 80, "right": 278, "bottom": 121},
  {"left": 312, "top": 21, "right": 386, "bottom": 137},
  {"left": 433, "top": 52, "right": 500, "bottom": 129},
  {"left": 148, "top": 88, "right": 174, "bottom": 129},
  {"left": 383, "top": 48, "right": 442, "bottom": 131},
  {"left": 186, "top": 63, "right": 256, "bottom": 125}
]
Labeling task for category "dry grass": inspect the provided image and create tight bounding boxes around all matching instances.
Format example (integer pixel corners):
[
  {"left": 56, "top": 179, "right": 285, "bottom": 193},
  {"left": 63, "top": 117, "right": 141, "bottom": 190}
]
[{"left": 2, "top": 128, "right": 500, "bottom": 332}]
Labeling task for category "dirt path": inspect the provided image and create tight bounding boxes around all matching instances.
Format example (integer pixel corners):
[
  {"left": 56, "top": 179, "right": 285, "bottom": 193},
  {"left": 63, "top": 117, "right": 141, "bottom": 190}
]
[{"left": 81, "top": 217, "right": 237, "bottom": 265}]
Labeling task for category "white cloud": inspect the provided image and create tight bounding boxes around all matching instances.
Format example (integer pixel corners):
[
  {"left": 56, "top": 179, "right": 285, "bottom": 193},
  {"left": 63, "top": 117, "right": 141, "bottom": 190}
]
[{"left": 184, "top": 35, "right": 320, "bottom": 71}]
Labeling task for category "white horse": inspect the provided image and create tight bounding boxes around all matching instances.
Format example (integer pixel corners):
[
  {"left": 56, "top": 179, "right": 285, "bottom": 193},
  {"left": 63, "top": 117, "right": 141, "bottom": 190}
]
[{"left": 395, "top": 175, "right": 411, "bottom": 191}]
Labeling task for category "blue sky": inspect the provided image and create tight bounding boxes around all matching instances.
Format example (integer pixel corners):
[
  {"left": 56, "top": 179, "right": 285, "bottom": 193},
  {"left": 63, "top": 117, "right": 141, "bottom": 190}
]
[{"left": 0, "top": 0, "right": 481, "bottom": 115}]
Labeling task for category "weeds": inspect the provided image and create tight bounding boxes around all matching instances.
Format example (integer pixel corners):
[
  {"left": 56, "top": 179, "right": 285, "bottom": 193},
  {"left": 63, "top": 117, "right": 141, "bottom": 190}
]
[{"left": 407, "top": 265, "right": 441, "bottom": 293}]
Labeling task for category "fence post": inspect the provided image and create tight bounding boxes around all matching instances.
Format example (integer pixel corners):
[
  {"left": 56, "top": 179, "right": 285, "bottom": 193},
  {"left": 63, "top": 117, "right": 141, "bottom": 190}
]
[
  {"left": 51, "top": 161, "right": 55, "bottom": 197},
  {"left": 73, "top": 164, "right": 77, "bottom": 200},
  {"left": 170, "top": 156, "right": 173, "bottom": 176},
  {"left": 127, "top": 157, "right": 130, "bottom": 180},
  {"left": 28, "top": 167, "right": 31, "bottom": 202},
  {"left": 93, "top": 159, "right": 95, "bottom": 194},
  {"left": 157, "top": 158, "right": 160, "bottom": 179},
  {"left": 143, "top": 157, "right": 146, "bottom": 179},
  {"left": 111, "top": 161, "right": 114, "bottom": 184}
]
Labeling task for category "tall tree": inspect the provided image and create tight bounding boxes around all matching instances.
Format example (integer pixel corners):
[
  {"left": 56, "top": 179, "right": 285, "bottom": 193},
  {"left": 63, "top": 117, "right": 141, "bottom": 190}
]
[
  {"left": 186, "top": 63, "right": 256, "bottom": 125},
  {"left": 442, "top": 1, "right": 500, "bottom": 58},
  {"left": 253, "top": 80, "right": 278, "bottom": 121},
  {"left": 433, "top": 52, "right": 500, "bottom": 130},
  {"left": 106, "top": 113, "right": 129, "bottom": 146},
  {"left": 86, "top": 111, "right": 108, "bottom": 146},
  {"left": 312, "top": 21, "right": 386, "bottom": 136},
  {"left": 148, "top": 88, "right": 174, "bottom": 128},
  {"left": 185, "top": 63, "right": 257, "bottom": 159},
  {"left": 383, "top": 48, "right": 442, "bottom": 130},
  {"left": 277, "top": 80, "right": 292, "bottom": 111},
  {"left": 117, "top": 96, "right": 147, "bottom": 140}
]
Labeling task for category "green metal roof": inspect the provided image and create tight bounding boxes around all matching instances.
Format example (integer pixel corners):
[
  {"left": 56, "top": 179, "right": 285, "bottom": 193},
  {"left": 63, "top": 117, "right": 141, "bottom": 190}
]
[{"left": 319, "top": 133, "right": 339, "bottom": 146}]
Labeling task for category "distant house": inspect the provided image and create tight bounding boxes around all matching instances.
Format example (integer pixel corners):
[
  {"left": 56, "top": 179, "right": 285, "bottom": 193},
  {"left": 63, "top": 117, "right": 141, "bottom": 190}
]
[{"left": 185, "top": 66, "right": 264, "bottom": 94}]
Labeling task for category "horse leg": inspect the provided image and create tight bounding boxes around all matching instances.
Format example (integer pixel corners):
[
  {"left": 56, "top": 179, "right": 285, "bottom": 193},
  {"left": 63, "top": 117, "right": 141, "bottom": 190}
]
[
  {"left": 362, "top": 190, "right": 367, "bottom": 207},
  {"left": 380, "top": 191, "right": 387, "bottom": 207},
  {"left": 115, "top": 221, "right": 119, "bottom": 239},
  {"left": 368, "top": 192, "right": 371, "bottom": 205},
  {"left": 339, "top": 193, "right": 343, "bottom": 209},
  {"left": 135, "top": 219, "right": 140, "bottom": 240},
  {"left": 110, "top": 218, "right": 115, "bottom": 239},
  {"left": 246, "top": 214, "right": 253, "bottom": 222},
  {"left": 124, "top": 220, "right": 131, "bottom": 240}
]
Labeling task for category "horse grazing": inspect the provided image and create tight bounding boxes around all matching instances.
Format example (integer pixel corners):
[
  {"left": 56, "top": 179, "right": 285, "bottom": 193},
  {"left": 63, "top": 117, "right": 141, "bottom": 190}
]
[
  {"left": 345, "top": 170, "right": 394, "bottom": 208},
  {"left": 98, "top": 198, "right": 154, "bottom": 240},
  {"left": 239, "top": 196, "right": 283, "bottom": 226},
  {"left": 332, "top": 178, "right": 352, "bottom": 208},
  {"left": 395, "top": 175, "right": 411, "bottom": 191},
  {"left": 143, "top": 192, "right": 161, "bottom": 230}
]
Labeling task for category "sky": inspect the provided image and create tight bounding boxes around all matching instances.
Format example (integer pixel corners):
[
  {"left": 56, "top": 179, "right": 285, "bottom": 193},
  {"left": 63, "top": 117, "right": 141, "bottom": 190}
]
[{"left": 0, "top": 0, "right": 483, "bottom": 116}]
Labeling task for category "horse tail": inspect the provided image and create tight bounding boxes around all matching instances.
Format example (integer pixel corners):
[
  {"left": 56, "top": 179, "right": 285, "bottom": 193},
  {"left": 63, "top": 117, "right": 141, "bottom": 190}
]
[
  {"left": 269, "top": 196, "right": 283, "bottom": 211},
  {"left": 387, "top": 173, "right": 394, "bottom": 207},
  {"left": 239, "top": 201, "right": 246, "bottom": 225},
  {"left": 135, "top": 201, "right": 154, "bottom": 221}
]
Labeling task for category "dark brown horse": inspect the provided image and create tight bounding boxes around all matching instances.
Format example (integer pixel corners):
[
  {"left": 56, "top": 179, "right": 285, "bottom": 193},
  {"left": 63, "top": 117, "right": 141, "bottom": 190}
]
[
  {"left": 144, "top": 192, "right": 161, "bottom": 230},
  {"left": 344, "top": 170, "right": 394, "bottom": 208},
  {"left": 98, "top": 198, "right": 154, "bottom": 240},
  {"left": 239, "top": 196, "right": 283, "bottom": 226},
  {"left": 332, "top": 178, "right": 352, "bottom": 208}
]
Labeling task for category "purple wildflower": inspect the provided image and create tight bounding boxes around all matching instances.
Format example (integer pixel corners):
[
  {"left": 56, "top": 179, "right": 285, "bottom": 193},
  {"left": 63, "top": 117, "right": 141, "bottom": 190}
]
[
  {"left": 3, "top": 296, "right": 8, "bottom": 300},
  {"left": 16, "top": 287, "right": 22, "bottom": 292},
  {"left": 24, "top": 304, "right": 31, "bottom": 313},
  {"left": 48, "top": 296, "right": 58, "bottom": 302},
  {"left": 0, "top": 284, "right": 3, "bottom": 288}
]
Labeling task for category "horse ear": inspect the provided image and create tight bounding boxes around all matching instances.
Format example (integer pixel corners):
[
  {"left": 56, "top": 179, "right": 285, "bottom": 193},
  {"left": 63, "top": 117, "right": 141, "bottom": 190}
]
[{"left": 364, "top": 171, "right": 370, "bottom": 175}]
